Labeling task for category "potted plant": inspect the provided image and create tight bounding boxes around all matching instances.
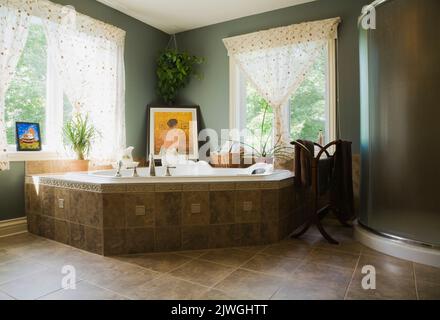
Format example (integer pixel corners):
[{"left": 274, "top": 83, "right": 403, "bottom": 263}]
[
  {"left": 156, "top": 48, "right": 204, "bottom": 104},
  {"left": 236, "top": 102, "right": 294, "bottom": 164},
  {"left": 63, "top": 113, "right": 97, "bottom": 161}
]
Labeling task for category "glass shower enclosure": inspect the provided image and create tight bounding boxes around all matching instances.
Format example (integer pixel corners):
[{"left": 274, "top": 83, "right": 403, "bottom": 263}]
[{"left": 359, "top": 0, "right": 440, "bottom": 247}]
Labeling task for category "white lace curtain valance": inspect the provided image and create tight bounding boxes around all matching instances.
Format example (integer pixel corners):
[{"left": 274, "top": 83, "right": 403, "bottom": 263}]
[
  {"left": 224, "top": 17, "right": 340, "bottom": 55},
  {"left": 223, "top": 17, "right": 341, "bottom": 149}
]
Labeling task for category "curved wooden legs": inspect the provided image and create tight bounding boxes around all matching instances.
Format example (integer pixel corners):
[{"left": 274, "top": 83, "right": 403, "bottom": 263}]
[
  {"left": 291, "top": 205, "right": 343, "bottom": 245},
  {"left": 291, "top": 219, "right": 340, "bottom": 245},
  {"left": 315, "top": 220, "right": 339, "bottom": 245},
  {"left": 290, "top": 221, "right": 312, "bottom": 239}
]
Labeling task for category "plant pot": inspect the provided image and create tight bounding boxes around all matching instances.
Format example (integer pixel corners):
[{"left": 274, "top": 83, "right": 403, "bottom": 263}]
[
  {"left": 68, "top": 159, "right": 90, "bottom": 172},
  {"left": 75, "top": 152, "right": 85, "bottom": 161}
]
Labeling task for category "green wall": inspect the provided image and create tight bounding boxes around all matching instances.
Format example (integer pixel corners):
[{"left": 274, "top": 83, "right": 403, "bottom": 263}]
[
  {"left": 0, "top": 0, "right": 168, "bottom": 221},
  {"left": 176, "top": 0, "right": 370, "bottom": 152}
]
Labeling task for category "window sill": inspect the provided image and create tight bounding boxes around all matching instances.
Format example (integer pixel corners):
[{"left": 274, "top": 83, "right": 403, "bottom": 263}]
[{"left": 7, "top": 151, "right": 62, "bottom": 162}]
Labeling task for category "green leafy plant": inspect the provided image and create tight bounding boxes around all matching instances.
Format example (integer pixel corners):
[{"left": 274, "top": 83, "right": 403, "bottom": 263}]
[
  {"left": 63, "top": 114, "right": 96, "bottom": 160},
  {"left": 229, "top": 103, "right": 294, "bottom": 162},
  {"left": 156, "top": 49, "right": 204, "bottom": 104}
]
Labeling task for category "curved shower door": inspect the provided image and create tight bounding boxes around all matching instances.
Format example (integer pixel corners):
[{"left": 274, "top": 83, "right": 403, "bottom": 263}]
[{"left": 359, "top": 0, "right": 440, "bottom": 247}]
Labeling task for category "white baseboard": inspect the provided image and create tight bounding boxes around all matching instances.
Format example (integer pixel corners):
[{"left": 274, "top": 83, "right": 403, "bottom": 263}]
[
  {"left": 0, "top": 217, "right": 28, "bottom": 238},
  {"left": 355, "top": 224, "right": 440, "bottom": 268}
]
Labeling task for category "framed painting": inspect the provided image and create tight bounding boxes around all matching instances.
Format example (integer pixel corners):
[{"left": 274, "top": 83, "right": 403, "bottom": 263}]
[
  {"left": 15, "top": 122, "right": 42, "bottom": 151},
  {"left": 146, "top": 105, "right": 202, "bottom": 160}
]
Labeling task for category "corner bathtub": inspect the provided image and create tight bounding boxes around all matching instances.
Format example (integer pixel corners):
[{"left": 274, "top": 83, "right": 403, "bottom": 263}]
[
  {"left": 65, "top": 163, "right": 292, "bottom": 183},
  {"left": 25, "top": 164, "right": 307, "bottom": 256}
]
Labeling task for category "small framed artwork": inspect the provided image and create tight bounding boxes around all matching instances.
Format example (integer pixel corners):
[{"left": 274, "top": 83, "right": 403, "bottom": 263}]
[
  {"left": 15, "top": 122, "right": 42, "bottom": 151},
  {"left": 146, "top": 105, "right": 202, "bottom": 160}
]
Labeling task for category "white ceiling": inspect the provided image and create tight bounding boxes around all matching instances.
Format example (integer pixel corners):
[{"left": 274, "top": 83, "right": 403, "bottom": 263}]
[{"left": 96, "top": 0, "right": 316, "bottom": 34}]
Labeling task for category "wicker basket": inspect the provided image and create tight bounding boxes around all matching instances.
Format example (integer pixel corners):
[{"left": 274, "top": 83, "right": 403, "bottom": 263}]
[{"left": 210, "top": 151, "right": 255, "bottom": 168}]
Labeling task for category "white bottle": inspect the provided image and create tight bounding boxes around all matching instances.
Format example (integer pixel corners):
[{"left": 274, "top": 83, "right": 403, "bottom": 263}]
[{"left": 318, "top": 130, "right": 324, "bottom": 146}]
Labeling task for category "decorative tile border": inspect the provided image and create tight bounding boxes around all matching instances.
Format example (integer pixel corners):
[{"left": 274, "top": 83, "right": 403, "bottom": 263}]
[
  {"left": 126, "top": 184, "right": 155, "bottom": 193},
  {"left": 25, "top": 176, "right": 295, "bottom": 193},
  {"left": 37, "top": 177, "right": 102, "bottom": 193}
]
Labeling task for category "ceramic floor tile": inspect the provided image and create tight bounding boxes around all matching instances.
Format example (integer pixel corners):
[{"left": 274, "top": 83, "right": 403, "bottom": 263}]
[
  {"left": 198, "top": 248, "right": 256, "bottom": 267},
  {"left": 414, "top": 263, "right": 440, "bottom": 284},
  {"left": 116, "top": 253, "right": 192, "bottom": 273},
  {"left": 305, "top": 248, "right": 359, "bottom": 270},
  {"left": 261, "top": 242, "right": 313, "bottom": 260},
  {"left": 169, "top": 259, "right": 234, "bottom": 287},
  {"left": 6, "top": 239, "right": 65, "bottom": 257},
  {"left": 0, "top": 258, "right": 47, "bottom": 285},
  {"left": 174, "top": 250, "right": 209, "bottom": 259},
  {"left": 199, "top": 289, "right": 240, "bottom": 300},
  {"left": 0, "top": 268, "right": 76, "bottom": 300},
  {"left": 0, "top": 250, "right": 21, "bottom": 265},
  {"left": 125, "top": 275, "right": 208, "bottom": 300},
  {"left": 282, "top": 235, "right": 321, "bottom": 247},
  {"left": 80, "top": 262, "right": 161, "bottom": 295},
  {"left": 346, "top": 273, "right": 417, "bottom": 300},
  {"left": 0, "top": 233, "right": 43, "bottom": 250},
  {"left": 214, "top": 269, "right": 283, "bottom": 300},
  {"left": 314, "top": 238, "right": 365, "bottom": 255},
  {"left": 0, "top": 231, "right": 435, "bottom": 301},
  {"left": 234, "top": 245, "right": 268, "bottom": 253},
  {"left": 0, "top": 290, "right": 14, "bottom": 300},
  {"left": 271, "top": 278, "right": 347, "bottom": 300},
  {"left": 358, "top": 253, "right": 413, "bottom": 279},
  {"left": 291, "top": 262, "right": 354, "bottom": 288},
  {"left": 417, "top": 280, "right": 440, "bottom": 300},
  {"left": 39, "top": 280, "right": 128, "bottom": 300},
  {"left": 241, "top": 254, "right": 302, "bottom": 278}
]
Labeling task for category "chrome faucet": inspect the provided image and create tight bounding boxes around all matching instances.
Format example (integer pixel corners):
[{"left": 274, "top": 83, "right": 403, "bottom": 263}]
[
  {"left": 115, "top": 160, "right": 123, "bottom": 177},
  {"left": 149, "top": 153, "right": 156, "bottom": 177},
  {"left": 132, "top": 166, "right": 139, "bottom": 177},
  {"left": 165, "top": 165, "right": 176, "bottom": 177}
]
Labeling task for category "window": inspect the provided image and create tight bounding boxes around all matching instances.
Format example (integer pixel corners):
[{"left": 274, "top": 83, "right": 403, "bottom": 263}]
[
  {"left": 0, "top": 3, "right": 125, "bottom": 166},
  {"left": 230, "top": 40, "right": 337, "bottom": 148},
  {"left": 5, "top": 22, "right": 47, "bottom": 147},
  {"left": 5, "top": 18, "right": 72, "bottom": 159}
]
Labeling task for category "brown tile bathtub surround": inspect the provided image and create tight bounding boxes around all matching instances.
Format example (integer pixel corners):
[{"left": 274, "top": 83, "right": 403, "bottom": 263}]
[
  {"left": 41, "top": 185, "right": 55, "bottom": 217},
  {"left": 182, "top": 225, "right": 211, "bottom": 250},
  {"left": 54, "top": 219, "right": 70, "bottom": 245},
  {"left": 210, "top": 191, "right": 235, "bottom": 224},
  {"left": 261, "top": 189, "right": 279, "bottom": 221},
  {"left": 125, "top": 193, "right": 155, "bottom": 227},
  {"left": 125, "top": 228, "right": 155, "bottom": 254},
  {"left": 155, "top": 192, "right": 182, "bottom": 226},
  {"left": 103, "top": 193, "right": 125, "bottom": 228},
  {"left": 182, "top": 191, "right": 210, "bottom": 226},
  {"left": 54, "top": 188, "right": 70, "bottom": 220},
  {"left": 155, "top": 226, "right": 181, "bottom": 252},
  {"left": 235, "top": 190, "right": 261, "bottom": 223},
  {"left": 26, "top": 177, "right": 300, "bottom": 256},
  {"left": 209, "top": 224, "right": 241, "bottom": 249}
]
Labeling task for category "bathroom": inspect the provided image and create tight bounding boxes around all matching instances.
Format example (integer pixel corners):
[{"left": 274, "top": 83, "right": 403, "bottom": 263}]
[{"left": 0, "top": 0, "right": 439, "bottom": 304}]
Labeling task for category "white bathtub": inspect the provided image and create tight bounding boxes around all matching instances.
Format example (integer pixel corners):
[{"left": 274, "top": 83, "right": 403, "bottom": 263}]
[{"left": 61, "top": 163, "right": 293, "bottom": 183}]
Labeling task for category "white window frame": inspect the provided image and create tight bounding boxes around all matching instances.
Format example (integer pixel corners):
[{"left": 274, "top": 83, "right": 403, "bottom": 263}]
[
  {"left": 229, "top": 39, "right": 337, "bottom": 145},
  {"left": 6, "top": 17, "right": 65, "bottom": 162}
]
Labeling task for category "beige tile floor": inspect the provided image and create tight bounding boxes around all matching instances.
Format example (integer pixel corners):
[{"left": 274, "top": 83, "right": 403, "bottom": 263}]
[{"left": 0, "top": 221, "right": 439, "bottom": 300}]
